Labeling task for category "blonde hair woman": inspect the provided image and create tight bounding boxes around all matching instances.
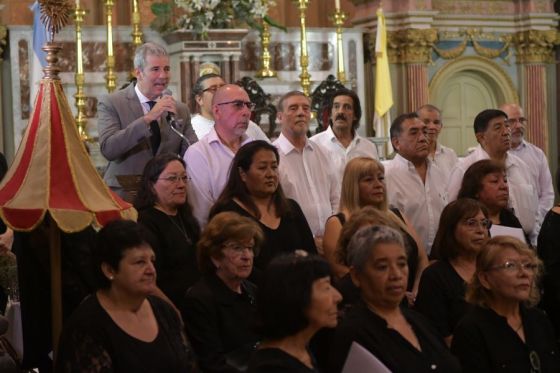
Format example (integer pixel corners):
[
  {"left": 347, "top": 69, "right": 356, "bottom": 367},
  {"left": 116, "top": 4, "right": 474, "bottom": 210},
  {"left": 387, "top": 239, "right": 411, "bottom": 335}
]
[
  {"left": 323, "top": 157, "right": 428, "bottom": 299},
  {"left": 451, "top": 236, "right": 560, "bottom": 372}
]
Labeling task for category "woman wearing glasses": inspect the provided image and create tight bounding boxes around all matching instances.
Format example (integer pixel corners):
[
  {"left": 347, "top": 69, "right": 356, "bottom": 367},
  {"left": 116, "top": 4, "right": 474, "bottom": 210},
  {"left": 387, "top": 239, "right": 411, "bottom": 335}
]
[
  {"left": 457, "top": 159, "right": 529, "bottom": 243},
  {"left": 415, "top": 198, "right": 490, "bottom": 345},
  {"left": 134, "top": 154, "right": 201, "bottom": 307},
  {"left": 181, "top": 212, "right": 263, "bottom": 373},
  {"left": 451, "top": 236, "right": 560, "bottom": 372}
]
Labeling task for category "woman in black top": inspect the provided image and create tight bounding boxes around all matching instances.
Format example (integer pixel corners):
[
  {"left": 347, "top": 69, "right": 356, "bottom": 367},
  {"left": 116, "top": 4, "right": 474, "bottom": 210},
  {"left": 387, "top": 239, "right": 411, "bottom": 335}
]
[
  {"left": 56, "top": 220, "right": 194, "bottom": 372},
  {"left": 458, "top": 159, "right": 528, "bottom": 242},
  {"left": 451, "top": 236, "right": 560, "bottom": 372},
  {"left": 415, "top": 198, "right": 490, "bottom": 344},
  {"left": 249, "top": 253, "right": 342, "bottom": 373},
  {"left": 329, "top": 225, "right": 461, "bottom": 373},
  {"left": 323, "top": 157, "right": 428, "bottom": 302},
  {"left": 134, "top": 153, "right": 200, "bottom": 306},
  {"left": 182, "top": 212, "right": 263, "bottom": 373},
  {"left": 210, "top": 141, "right": 316, "bottom": 273}
]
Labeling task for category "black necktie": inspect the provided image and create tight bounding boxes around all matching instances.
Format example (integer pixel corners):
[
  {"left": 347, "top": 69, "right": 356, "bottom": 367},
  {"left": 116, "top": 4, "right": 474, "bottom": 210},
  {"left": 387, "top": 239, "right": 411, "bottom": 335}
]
[{"left": 147, "top": 100, "right": 161, "bottom": 155}]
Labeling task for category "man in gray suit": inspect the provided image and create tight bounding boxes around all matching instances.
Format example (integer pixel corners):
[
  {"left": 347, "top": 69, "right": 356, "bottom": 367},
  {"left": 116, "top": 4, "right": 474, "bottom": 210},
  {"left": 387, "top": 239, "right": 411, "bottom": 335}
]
[{"left": 98, "top": 42, "right": 197, "bottom": 196}]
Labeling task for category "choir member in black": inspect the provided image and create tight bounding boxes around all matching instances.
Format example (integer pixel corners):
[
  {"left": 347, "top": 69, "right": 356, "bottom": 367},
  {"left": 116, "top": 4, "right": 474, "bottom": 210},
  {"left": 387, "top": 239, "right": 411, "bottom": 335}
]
[
  {"left": 451, "top": 236, "right": 560, "bottom": 372},
  {"left": 415, "top": 198, "right": 490, "bottom": 345},
  {"left": 210, "top": 140, "right": 316, "bottom": 274},
  {"left": 458, "top": 159, "right": 527, "bottom": 241},
  {"left": 248, "top": 253, "right": 341, "bottom": 373},
  {"left": 181, "top": 212, "right": 262, "bottom": 373},
  {"left": 56, "top": 220, "right": 194, "bottom": 372},
  {"left": 328, "top": 225, "right": 461, "bottom": 373},
  {"left": 537, "top": 167, "right": 560, "bottom": 345},
  {"left": 134, "top": 153, "right": 200, "bottom": 307}
]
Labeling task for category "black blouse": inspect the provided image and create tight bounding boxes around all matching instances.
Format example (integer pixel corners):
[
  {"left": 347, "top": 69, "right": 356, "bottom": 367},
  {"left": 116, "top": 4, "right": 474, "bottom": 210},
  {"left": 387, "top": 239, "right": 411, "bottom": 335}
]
[
  {"left": 248, "top": 348, "right": 320, "bottom": 373},
  {"left": 451, "top": 304, "right": 560, "bottom": 372},
  {"left": 181, "top": 273, "right": 259, "bottom": 373},
  {"left": 415, "top": 260, "right": 470, "bottom": 338},
  {"left": 328, "top": 301, "right": 461, "bottom": 373}
]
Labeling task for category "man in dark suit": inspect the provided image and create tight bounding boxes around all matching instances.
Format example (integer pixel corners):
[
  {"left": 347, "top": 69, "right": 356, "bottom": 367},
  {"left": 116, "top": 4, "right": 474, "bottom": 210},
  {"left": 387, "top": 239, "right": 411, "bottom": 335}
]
[{"left": 98, "top": 42, "right": 197, "bottom": 197}]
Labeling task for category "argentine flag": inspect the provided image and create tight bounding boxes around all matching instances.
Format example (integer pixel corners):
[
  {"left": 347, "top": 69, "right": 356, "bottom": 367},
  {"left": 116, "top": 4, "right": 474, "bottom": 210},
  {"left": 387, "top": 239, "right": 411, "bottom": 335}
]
[{"left": 30, "top": 1, "right": 47, "bottom": 112}]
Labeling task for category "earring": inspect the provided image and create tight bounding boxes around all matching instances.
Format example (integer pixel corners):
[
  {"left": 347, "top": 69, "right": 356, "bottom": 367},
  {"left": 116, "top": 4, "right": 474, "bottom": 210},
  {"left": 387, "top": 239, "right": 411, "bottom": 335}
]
[{"left": 109, "top": 276, "right": 114, "bottom": 280}]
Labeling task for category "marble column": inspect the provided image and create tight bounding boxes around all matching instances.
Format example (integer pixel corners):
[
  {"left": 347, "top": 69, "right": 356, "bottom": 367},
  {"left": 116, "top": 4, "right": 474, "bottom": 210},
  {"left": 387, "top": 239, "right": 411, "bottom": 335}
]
[
  {"left": 513, "top": 30, "right": 559, "bottom": 154},
  {"left": 389, "top": 28, "right": 437, "bottom": 112}
]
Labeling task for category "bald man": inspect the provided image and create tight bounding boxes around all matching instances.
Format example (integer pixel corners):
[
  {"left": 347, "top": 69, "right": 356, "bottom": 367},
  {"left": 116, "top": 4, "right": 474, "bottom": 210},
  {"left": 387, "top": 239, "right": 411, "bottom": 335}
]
[
  {"left": 184, "top": 84, "right": 255, "bottom": 226},
  {"left": 500, "top": 103, "right": 554, "bottom": 234}
]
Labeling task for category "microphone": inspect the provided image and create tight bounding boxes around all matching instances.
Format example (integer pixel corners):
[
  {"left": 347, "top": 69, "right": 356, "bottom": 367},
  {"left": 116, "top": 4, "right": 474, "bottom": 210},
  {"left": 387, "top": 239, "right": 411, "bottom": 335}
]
[{"left": 162, "top": 89, "right": 191, "bottom": 147}]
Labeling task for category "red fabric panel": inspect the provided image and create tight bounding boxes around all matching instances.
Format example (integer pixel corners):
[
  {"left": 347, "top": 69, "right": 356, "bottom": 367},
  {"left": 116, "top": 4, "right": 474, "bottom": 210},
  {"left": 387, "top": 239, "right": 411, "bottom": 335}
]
[
  {"left": 48, "top": 84, "right": 87, "bottom": 210},
  {"left": 2, "top": 207, "right": 44, "bottom": 230}
]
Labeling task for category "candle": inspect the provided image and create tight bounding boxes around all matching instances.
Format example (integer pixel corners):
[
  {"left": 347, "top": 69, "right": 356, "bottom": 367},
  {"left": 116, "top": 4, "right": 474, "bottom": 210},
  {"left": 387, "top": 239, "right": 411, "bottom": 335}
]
[
  {"left": 335, "top": 0, "right": 340, "bottom": 10},
  {"left": 76, "top": 0, "right": 80, "bottom": 7}
]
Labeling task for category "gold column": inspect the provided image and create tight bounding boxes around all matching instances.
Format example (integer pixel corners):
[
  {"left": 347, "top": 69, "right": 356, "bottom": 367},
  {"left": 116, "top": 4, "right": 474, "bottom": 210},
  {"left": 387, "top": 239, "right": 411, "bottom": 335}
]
[
  {"left": 130, "top": 0, "right": 143, "bottom": 79},
  {"left": 513, "top": 30, "right": 559, "bottom": 153},
  {"left": 331, "top": 9, "right": 347, "bottom": 84},
  {"left": 255, "top": 20, "right": 276, "bottom": 78},
  {"left": 387, "top": 28, "right": 437, "bottom": 112},
  {"left": 104, "top": 0, "right": 116, "bottom": 92},
  {"left": 293, "top": 0, "right": 311, "bottom": 96},
  {"left": 74, "top": 5, "right": 89, "bottom": 141}
]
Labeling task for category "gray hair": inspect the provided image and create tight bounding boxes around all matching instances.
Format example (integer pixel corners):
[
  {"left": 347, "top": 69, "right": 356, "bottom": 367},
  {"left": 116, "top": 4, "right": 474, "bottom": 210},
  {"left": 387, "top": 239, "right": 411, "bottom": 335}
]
[
  {"left": 346, "top": 225, "right": 405, "bottom": 272},
  {"left": 133, "top": 42, "right": 168, "bottom": 71}
]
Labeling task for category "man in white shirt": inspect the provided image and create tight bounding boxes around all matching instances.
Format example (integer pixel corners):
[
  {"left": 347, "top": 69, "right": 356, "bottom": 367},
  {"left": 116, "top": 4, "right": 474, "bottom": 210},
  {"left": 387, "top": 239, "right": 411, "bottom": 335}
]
[
  {"left": 500, "top": 103, "right": 554, "bottom": 231},
  {"left": 447, "top": 109, "right": 538, "bottom": 238},
  {"left": 190, "top": 73, "right": 269, "bottom": 141},
  {"left": 416, "top": 104, "right": 458, "bottom": 178},
  {"left": 384, "top": 112, "right": 448, "bottom": 254},
  {"left": 184, "top": 84, "right": 255, "bottom": 226},
  {"left": 273, "top": 91, "right": 340, "bottom": 248},
  {"left": 310, "top": 89, "right": 378, "bottom": 184}
]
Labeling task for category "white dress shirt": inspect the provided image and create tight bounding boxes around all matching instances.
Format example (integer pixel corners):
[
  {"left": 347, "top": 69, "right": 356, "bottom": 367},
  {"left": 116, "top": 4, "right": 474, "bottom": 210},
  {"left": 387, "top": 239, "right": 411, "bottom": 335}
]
[
  {"left": 273, "top": 133, "right": 340, "bottom": 237},
  {"left": 510, "top": 140, "right": 554, "bottom": 229},
  {"left": 385, "top": 154, "right": 449, "bottom": 254},
  {"left": 430, "top": 142, "right": 459, "bottom": 179},
  {"left": 447, "top": 145, "right": 538, "bottom": 237},
  {"left": 191, "top": 114, "right": 269, "bottom": 142},
  {"left": 309, "top": 126, "right": 378, "bottom": 185},
  {"left": 184, "top": 128, "right": 254, "bottom": 227}
]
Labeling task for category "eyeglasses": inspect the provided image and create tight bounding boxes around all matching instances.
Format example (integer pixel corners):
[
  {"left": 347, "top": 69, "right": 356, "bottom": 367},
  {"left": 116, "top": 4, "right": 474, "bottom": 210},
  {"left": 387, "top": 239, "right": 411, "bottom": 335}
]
[
  {"left": 506, "top": 117, "right": 528, "bottom": 125},
  {"left": 202, "top": 84, "right": 225, "bottom": 94},
  {"left": 158, "top": 175, "right": 190, "bottom": 184},
  {"left": 216, "top": 100, "right": 256, "bottom": 111},
  {"left": 463, "top": 218, "right": 492, "bottom": 230},
  {"left": 488, "top": 261, "right": 538, "bottom": 274},
  {"left": 222, "top": 242, "right": 255, "bottom": 256}
]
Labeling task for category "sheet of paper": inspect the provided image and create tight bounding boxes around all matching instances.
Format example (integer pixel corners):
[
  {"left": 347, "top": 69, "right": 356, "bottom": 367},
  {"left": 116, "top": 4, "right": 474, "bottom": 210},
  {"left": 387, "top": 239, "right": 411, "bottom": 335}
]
[
  {"left": 341, "top": 341, "right": 392, "bottom": 373},
  {"left": 490, "top": 224, "right": 526, "bottom": 243}
]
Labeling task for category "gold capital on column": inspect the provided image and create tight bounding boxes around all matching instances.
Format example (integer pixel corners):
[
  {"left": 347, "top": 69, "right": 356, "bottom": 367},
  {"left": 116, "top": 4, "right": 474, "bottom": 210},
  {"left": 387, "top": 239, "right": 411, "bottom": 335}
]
[
  {"left": 0, "top": 25, "right": 7, "bottom": 61},
  {"left": 513, "top": 30, "right": 560, "bottom": 64},
  {"left": 387, "top": 28, "right": 438, "bottom": 64}
]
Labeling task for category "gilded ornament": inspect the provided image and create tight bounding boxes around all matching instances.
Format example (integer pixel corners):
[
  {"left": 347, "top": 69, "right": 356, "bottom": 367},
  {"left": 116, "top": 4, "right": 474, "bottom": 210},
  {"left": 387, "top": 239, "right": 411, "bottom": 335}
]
[
  {"left": 513, "top": 30, "right": 560, "bottom": 64},
  {"left": 39, "top": 0, "right": 73, "bottom": 41},
  {"left": 0, "top": 25, "right": 6, "bottom": 61}
]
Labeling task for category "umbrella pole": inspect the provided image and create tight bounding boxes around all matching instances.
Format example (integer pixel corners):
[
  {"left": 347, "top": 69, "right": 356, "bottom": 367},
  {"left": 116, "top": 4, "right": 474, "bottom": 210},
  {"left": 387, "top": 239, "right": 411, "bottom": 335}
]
[{"left": 49, "top": 222, "right": 62, "bottom": 362}]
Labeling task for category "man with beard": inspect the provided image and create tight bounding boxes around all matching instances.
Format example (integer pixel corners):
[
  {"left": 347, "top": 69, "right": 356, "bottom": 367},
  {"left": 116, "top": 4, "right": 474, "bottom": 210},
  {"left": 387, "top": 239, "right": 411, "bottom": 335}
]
[
  {"left": 98, "top": 42, "right": 197, "bottom": 197},
  {"left": 500, "top": 103, "right": 553, "bottom": 233},
  {"left": 185, "top": 84, "right": 255, "bottom": 226},
  {"left": 447, "top": 109, "right": 538, "bottom": 241},
  {"left": 416, "top": 104, "right": 458, "bottom": 178},
  {"left": 384, "top": 112, "right": 448, "bottom": 254},
  {"left": 310, "top": 89, "right": 378, "bottom": 184},
  {"left": 273, "top": 91, "right": 339, "bottom": 251}
]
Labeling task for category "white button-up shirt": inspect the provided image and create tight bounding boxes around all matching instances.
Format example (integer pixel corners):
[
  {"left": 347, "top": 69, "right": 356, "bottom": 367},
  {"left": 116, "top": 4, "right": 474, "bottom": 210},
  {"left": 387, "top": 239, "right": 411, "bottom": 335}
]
[
  {"left": 273, "top": 133, "right": 340, "bottom": 237},
  {"left": 385, "top": 154, "right": 448, "bottom": 253},
  {"left": 191, "top": 114, "right": 269, "bottom": 142},
  {"left": 184, "top": 128, "right": 254, "bottom": 227},
  {"left": 510, "top": 140, "right": 554, "bottom": 230},
  {"left": 309, "top": 126, "right": 378, "bottom": 185},
  {"left": 430, "top": 142, "right": 459, "bottom": 179},
  {"left": 447, "top": 145, "right": 538, "bottom": 237}
]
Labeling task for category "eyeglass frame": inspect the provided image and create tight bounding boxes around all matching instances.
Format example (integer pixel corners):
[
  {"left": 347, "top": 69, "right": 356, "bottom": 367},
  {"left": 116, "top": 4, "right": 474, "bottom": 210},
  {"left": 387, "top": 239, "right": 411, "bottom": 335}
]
[
  {"left": 201, "top": 84, "right": 225, "bottom": 94},
  {"left": 505, "top": 117, "right": 528, "bottom": 125},
  {"left": 216, "top": 100, "right": 256, "bottom": 111},
  {"left": 157, "top": 174, "right": 190, "bottom": 184},
  {"left": 487, "top": 260, "right": 538, "bottom": 274},
  {"left": 462, "top": 218, "right": 492, "bottom": 230},
  {"left": 222, "top": 241, "right": 256, "bottom": 257}
]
